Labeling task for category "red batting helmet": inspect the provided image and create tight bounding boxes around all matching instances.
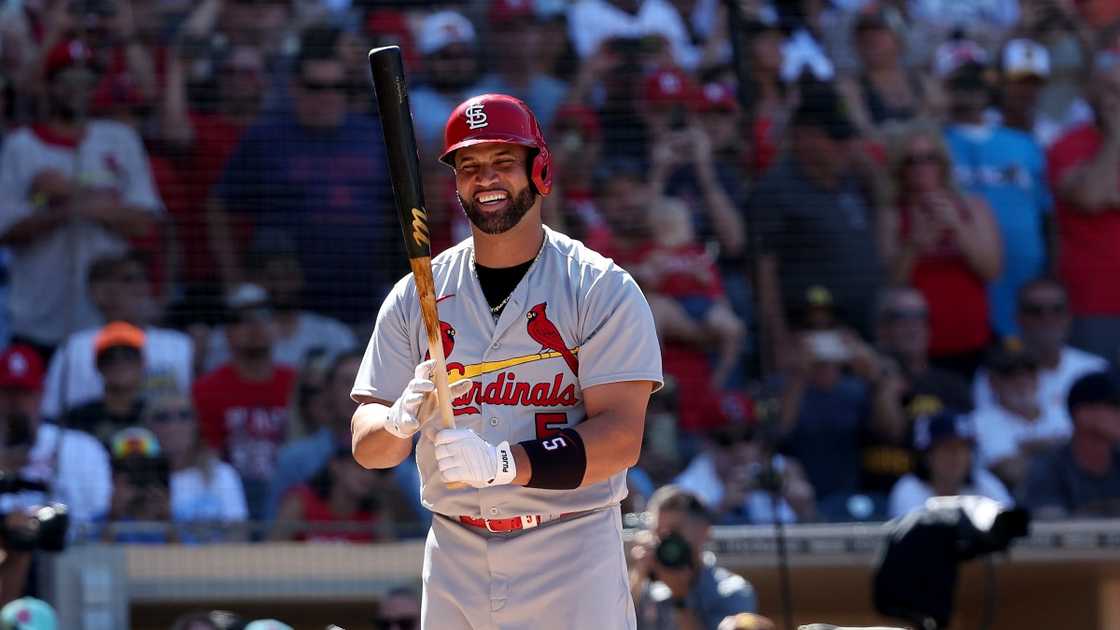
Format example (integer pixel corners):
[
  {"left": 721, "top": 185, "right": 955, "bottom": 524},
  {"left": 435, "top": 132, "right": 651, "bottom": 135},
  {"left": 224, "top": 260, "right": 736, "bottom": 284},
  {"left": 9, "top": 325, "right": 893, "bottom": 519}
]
[{"left": 440, "top": 94, "right": 553, "bottom": 196}]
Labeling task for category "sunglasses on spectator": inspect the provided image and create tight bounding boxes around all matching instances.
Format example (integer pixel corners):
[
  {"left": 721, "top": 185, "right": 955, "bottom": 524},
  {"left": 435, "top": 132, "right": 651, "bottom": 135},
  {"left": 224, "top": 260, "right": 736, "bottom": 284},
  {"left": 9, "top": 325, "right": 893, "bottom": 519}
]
[
  {"left": 1020, "top": 302, "right": 1066, "bottom": 316},
  {"left": 882, "top": 308, "right": 927, "bottom": 322},
  {"left": 149, "top": 409, "right": 195, "bottom": 424},
  {"left": 903, "top": 152, "right": 942, "bottom": 167},
  {"left": 374, "top": 617, "right": 418, "bottom": 630},
  {"left": 301, "top": 79, "right": 348, "bottom": 93}
]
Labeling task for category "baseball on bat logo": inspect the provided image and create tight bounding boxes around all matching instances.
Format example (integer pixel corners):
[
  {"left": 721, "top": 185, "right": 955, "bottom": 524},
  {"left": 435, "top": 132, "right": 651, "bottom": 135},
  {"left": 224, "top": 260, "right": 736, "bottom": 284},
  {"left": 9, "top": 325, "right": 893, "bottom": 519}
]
[
  {"left": 465, "top": 102, "right": 488, "bottom": 129},
  {"left": 411, "top": 207, "right": 431, "bottom": 249}
]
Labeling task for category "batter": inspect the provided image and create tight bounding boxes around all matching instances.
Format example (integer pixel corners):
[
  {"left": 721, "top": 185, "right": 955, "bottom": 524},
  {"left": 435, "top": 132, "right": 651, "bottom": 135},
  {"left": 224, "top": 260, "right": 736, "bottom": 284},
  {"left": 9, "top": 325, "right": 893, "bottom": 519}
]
[{"left": 351, "top": 94, "right": 662, "bottom": 630}]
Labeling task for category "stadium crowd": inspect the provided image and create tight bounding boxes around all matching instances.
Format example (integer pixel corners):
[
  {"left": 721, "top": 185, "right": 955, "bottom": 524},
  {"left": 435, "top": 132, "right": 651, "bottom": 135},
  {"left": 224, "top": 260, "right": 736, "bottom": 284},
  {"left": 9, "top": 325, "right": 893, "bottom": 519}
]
[{"left": 0, "top": 0, "right": 1119, "bottom": 626}]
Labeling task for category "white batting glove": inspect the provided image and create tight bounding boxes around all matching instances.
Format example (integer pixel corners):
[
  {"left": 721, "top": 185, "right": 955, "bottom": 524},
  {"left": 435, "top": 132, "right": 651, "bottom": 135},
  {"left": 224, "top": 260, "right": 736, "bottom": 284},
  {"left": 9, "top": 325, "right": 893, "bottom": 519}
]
[
  {"left": 434, "top": 428, "right": 517, "bottom": 488},
  {"left": 384, "top": 360, "right": 471, "bottom": 439}
]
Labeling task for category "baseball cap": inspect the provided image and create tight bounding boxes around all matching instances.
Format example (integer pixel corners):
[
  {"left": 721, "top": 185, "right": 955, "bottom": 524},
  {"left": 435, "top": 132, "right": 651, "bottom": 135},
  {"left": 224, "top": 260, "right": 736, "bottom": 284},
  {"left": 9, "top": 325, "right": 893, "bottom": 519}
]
[
  {"left": 1067, "top": 371, "right": 1120, "bottom": 417},
  {"left": 94, "top": 321, "right": 145, "bottom": 360},
  {"left": 1002, "top": 38, "right": 1050, "bottom": 80},
  {"left": 0, "top": 597, "right": 57, "bottom": 630},
  {"left": 416, "top": 10, "right": 477, "bottom": 55},
  {"left": 791, "top": 82, "right": 855, "bottom": 140},
  {"left": 490, "top": 0, "right": 534, "bottom": 25},
  {"left": 640, "top": 67, "right": 697, "bottom": 109},
  {"left": 934, "top": 38, "right": 990, "bottom": 79},
  {"left": 986, "top": 338, "right": 1039, "bottom": 375},
  {"left": 244, "top": 621, "right": 294, "bottom": 630},
  {"left": 0, "top": 346, "right": 44, "bottom": 391},
  {"left": 44, "top": 40, "right": 92, "bottom": 79},
  {"left": 226, "top": 283, "right": 271, "bottom": 311},
  {"left": 695, "top": 82, "right": 739, "bottom": 113},
  {"left": 913, "top": 411, "right": 975, "bottom": 451}
]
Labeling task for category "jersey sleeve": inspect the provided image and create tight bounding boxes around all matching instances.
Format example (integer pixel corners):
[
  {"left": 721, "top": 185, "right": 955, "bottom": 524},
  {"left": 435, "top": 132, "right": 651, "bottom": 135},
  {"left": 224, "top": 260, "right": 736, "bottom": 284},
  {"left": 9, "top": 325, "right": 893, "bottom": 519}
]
[
  {"left": 119, "top": 127, "right": 164, "bottom": 212},
  {"left": 577, "top": 266, "right": 663, "bottom": 391},
  {"left": 352, "top": 277, "right": 419, "bottom": 403},
  {"left": 0, "top": 134, "right": 34, "bottom": 235}
]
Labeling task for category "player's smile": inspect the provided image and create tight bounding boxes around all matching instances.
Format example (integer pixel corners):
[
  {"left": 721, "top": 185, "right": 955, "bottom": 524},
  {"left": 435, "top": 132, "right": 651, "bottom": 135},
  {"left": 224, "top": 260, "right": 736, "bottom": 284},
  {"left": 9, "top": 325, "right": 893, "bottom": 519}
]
[{"left": 474, "top": 188, "right": 511, "bottom": 211}]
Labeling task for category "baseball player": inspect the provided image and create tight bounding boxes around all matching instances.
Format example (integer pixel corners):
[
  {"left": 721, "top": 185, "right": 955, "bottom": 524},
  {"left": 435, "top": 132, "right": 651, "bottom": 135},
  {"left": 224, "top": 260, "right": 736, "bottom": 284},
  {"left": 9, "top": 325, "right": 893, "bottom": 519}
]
[{"left": 351, "top": 94, "right": 662, "bottom": 630}]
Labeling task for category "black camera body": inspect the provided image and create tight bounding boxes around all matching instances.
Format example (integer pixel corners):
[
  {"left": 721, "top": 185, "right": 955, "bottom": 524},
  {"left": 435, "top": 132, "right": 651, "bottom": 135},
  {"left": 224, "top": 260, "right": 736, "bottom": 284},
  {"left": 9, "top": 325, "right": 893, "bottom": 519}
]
[
  {"left": 1, "top": 503, "right": 70, "bottom": 552},
  {"left": 655, "top": 531, "right": 693, "bottom": 569}
]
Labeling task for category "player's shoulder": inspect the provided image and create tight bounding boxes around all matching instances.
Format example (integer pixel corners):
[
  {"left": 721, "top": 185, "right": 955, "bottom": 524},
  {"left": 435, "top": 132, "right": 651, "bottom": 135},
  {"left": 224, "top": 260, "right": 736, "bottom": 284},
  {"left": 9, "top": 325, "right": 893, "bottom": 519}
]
[
  {"left": 543, "top": 226, "right": 623, "bottom": 276},
  {"left": 1, "top": 126, "right": 37, "bottom": 150},
  {"left": 431, "top": 235, "right": 476, "bottom": 269}
]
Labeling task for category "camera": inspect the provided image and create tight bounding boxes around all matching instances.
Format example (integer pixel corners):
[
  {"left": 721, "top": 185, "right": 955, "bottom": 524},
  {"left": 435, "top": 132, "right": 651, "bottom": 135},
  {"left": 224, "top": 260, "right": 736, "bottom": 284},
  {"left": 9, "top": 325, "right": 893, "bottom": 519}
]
[
  {"left": 655, "top": 531, "right": 693, "bottom": 569},
  {"left": 0, "top": 415, "right": 70, "bottom": 552}
]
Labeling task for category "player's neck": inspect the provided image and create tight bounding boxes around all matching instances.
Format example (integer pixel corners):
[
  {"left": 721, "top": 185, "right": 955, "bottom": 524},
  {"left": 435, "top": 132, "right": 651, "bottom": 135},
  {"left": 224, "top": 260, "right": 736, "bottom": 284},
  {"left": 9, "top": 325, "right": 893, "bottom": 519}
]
[{"left": 472, "top": 216, "right": 545, "bottom": 268}]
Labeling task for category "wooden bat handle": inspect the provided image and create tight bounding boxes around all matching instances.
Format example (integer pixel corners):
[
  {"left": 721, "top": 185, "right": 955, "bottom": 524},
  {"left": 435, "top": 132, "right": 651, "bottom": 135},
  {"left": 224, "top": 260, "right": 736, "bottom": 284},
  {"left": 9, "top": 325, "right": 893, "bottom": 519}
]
[{"left": 410, "top": 258, "right": 466, "bottom": 490}]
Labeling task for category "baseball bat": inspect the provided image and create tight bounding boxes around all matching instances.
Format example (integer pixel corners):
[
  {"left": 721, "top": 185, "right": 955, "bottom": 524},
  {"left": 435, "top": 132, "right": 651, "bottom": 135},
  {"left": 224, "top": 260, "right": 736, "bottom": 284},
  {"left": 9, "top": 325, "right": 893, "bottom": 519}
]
[{"left": 368, "top": 46, "right": 462, "bottom": 487}]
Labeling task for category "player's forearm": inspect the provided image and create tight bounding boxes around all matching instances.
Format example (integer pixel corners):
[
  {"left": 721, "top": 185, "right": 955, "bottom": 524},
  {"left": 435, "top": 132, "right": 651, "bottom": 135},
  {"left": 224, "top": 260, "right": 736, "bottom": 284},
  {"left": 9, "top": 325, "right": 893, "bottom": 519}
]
[
  {"left": 351, "top": 403, "right": 412, "bottom": 469},
  {"left": 510, "top": 406, "right": 646, "bottom": 488}
]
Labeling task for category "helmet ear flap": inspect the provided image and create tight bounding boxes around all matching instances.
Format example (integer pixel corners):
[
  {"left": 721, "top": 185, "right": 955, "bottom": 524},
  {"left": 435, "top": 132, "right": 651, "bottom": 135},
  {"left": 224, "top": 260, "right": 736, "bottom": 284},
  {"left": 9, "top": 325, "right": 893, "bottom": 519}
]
[{"left": 531, "top": 148, "right": 552, "bottom": 196}]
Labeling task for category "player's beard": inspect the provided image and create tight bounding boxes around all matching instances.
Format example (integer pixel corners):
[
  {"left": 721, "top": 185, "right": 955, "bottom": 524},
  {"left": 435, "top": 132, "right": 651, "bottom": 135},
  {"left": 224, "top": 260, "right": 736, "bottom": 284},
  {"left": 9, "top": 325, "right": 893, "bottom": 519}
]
[{"left": 460, "top": 186, "right": 536, "bottom": 235}]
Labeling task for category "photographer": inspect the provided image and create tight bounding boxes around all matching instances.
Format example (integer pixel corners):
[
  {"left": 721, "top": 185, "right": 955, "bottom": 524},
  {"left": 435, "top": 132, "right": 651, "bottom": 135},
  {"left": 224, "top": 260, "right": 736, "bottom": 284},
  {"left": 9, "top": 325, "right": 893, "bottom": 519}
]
[
  {"left": 0, "top": 344, "right": 110, "bottom": 603},
  {"left": 631, "top": 486, "right": 757, "bottom": 630}
]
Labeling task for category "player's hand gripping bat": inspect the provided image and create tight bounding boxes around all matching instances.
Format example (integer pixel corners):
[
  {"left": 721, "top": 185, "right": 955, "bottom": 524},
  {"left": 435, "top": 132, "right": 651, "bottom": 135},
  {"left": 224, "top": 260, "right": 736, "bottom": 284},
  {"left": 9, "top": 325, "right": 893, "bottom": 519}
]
[{"left": 368, "top": 46, "right": 464, "bottom": 488}]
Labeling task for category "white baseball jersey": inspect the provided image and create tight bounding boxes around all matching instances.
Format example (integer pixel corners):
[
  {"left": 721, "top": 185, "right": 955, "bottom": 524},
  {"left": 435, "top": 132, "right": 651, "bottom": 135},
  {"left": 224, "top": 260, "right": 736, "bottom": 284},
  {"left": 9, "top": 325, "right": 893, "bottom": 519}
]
[{"left": 352, "top": 226, "right": 662, "bottom": 518}]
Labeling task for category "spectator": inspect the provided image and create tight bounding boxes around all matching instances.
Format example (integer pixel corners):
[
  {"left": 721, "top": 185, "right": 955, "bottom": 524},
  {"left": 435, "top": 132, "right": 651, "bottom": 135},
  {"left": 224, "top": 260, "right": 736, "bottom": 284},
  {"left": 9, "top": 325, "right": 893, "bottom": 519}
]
[
  {"left": 0, "top": 39, "right": 161, "bottom": 357},
  {"left": 269, "top": 447, "right": 386, "bottom": 542},
  {"left": 887, "top": 411, "right": 1011, "bottom": 519},
  {"left": 103, "top": 427, "right": 172, "bottom": 544},
  {"left": 740, "top": 18, "right": 788, "bottom": 176},
  {"left": 942, "top": 54, "right": 1052, "bottom": 338},
  {"left": 374, "top": 587, "right": 421, "bottom": 630},
  {"left": 864, "top": 288, "right": 973, "bottom": 495},
  {"left": 472, "top": 1, "right": 569, "bottom": 135},
  {"left": 551, "top": 105, "right": 611, "bottom": 252},
  {"left": 750, "top": 81, "right": 885, "bottom": 359},
  {"left": 973, "top": 340, "right": 1070, "bottom": 490},
  {"left": 192, "top": 284, "right": 297, "bottom": 522},
  {"left": 408, "top": 11, "right": 483, "bottom": 152},
  {"left": 643, "top": 72, "right": 746, "bottom": 278},
  {"left": 1046, "top": 49, "right": 1120, "bottom": 362},
  {"left": 143, "top": 393, "right": 248, "bottom": 542},
  {"left": 160, "top": 41, "right": 267, "bottom": 291},
  {"left": 837, "top": 11, "right": 932, "bottom": 137},
  {"left": 567, "top": 0, "right": 699, "bottom": 71},
  {"left": 268, "top": 351, "right": 424, "bottom": 530},
  {"left": 992, "top": 38, "right": 1067, "bottom": 147},
  {"left": 64, "top": 322, "right": 147, "bottom": 446},
  {"left": 1021, "top": 370, "right": 1120, "bottom": 518},
  {"left": 883, "top": 120, "right": 1001, "bottom": 377},
  {"left": 41, "top": 252, "right": 193, "bottom": 420},
  {"left": 974, "top": 278, "right": 1108, "bottom": 424},
  {"left": 673, "top": 409, "right": 816, "bottom": 525},
  {"left": 207, "top": 23, "right": 398, "bottom": 324},
  {"left": 775, "top": 330, "right": 874, "bottom": 518},
  {"left": 630, "top": 486, "right": 758, "bottom": 629},
  {"left": 0, "top": 344, "right": 110, "bottom": 524},
  {"left": 632, "top": 196, "right": 745, "bottom": 388},
  {"left": 202, "top": 236, "right": 357, "bottom": 372}
]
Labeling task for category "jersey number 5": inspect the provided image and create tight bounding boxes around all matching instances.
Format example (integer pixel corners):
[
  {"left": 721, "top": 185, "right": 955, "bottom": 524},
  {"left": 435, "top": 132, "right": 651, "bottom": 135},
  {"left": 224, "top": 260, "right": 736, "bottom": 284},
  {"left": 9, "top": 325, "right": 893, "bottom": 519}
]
[
  {"left": 535, "top": 413, "right": 567, "bottom": 440},
  {"left": 542, "top": 436, "right": 567, "bottom": 451}
]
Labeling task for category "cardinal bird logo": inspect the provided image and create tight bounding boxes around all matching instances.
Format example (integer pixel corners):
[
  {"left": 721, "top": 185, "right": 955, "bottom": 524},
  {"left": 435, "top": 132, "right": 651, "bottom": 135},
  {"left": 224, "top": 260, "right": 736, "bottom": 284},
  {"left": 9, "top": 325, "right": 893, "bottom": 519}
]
[
  {"left": 526, "top": 302, "right": 578, "bottom": 376},
  {"left": 424, "top": 321, "right": 457, "bottom": 361}
]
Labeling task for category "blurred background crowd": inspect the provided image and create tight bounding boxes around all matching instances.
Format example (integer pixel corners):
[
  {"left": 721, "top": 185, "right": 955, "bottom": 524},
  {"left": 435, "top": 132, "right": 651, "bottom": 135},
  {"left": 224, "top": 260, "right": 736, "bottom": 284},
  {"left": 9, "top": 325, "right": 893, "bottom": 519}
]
[{"left": 0, "top": 0, "right": 1119, "bottom": 626}]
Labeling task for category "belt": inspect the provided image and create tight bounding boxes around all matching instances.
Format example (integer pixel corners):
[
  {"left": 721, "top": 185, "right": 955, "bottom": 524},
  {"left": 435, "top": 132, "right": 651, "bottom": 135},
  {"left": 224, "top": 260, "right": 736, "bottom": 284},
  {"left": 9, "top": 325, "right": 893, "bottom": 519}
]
[{"left": 458, "top": 513, "right": 575, "bottom": 533}]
